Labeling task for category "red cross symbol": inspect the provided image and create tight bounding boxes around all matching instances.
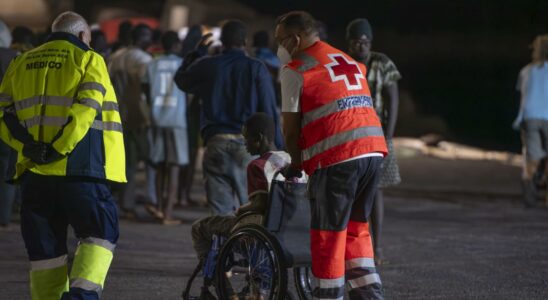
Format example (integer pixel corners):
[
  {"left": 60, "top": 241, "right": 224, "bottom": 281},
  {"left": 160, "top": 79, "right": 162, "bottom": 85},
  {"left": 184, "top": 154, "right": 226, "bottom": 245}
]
[{"left": 324, "top": 54, "right": 364, "bottom": 90}]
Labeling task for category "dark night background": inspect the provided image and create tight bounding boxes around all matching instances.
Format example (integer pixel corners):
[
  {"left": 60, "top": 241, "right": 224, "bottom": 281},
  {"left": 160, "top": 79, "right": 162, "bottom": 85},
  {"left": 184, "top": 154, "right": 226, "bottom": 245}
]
[{"left": 75, "top": 0, "right": 548, "bottom": 152}]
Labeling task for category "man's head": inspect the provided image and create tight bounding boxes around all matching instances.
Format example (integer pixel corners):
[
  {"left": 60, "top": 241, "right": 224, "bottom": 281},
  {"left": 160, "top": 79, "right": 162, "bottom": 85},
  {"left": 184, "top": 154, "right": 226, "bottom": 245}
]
[
  {"left": 532, "top": 34, "right": 548, "bottom": 64},
  {"left": 91, "top": 29, "right": 109, "bottom": 56},
  {"left": 253, "top": 30, "right": 270, "bottom": 48},
  {"left": 221, "top": 20, "right": 247, "bottom": 49},
  {"left": 12, "top": 26, "right": 36, "bottom": 47},
  {"left": 346, "top": 18, "right": 373, "bottom": 61},
  {"left": 161, "top": 31, "right": 181, "bottom": 54},
  {"left": 242, "top": 113, "right": 276, "bottom": 156},
  {"left": 51, "top": 11, "right": 91, "bottom": 46},
  {"left": 274, "top": 11, "right": 319, "bottom": 59},
  {"left": 131, "top": 24, "right": 153, "bottom": 50},
  {"left": 118, "top": 20, "right": 133, "bottom": 46}
]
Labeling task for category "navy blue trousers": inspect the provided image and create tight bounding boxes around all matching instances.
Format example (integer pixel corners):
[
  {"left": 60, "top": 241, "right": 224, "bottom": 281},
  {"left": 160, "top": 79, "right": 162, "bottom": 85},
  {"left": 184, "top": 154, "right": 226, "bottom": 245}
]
[{"left": 20, "top": 173, "right": 119, "bottom": 299}]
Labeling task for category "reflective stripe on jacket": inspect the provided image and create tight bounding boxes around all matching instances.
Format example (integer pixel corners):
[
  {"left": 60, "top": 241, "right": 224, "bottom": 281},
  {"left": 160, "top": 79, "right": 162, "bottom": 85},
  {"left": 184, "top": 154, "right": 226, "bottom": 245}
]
[
  {"left": 286, "top": 41, "right": 387, "bottom": 175},
  {"left": 0, "top": 32, "right": 126, "bottom": 182}
]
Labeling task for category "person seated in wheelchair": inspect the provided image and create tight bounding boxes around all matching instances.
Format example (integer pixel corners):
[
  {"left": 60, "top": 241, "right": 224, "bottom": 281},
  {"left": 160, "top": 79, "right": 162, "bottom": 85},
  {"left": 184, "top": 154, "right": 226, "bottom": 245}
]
[{"left": 190, "top": 113, "right": 294, "bottom": 297}]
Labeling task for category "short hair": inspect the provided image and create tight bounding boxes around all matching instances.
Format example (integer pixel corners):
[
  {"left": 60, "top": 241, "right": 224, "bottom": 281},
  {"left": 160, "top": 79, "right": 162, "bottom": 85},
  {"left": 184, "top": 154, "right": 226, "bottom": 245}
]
[
  {"left": 276, "top": 11, "right": 318, "bottom": 36},
  {"left": 253, "top": 30, "right": 269, "bottom": 48},
  {"left": 244, "top": 113, "right": 275, "bottom": 142},
  {"left": 12, "top": 26, "right": 36, "bottom": 46},
  {"left": 221, "top": 20, "right": 247, "bottom": 47},
  {"left": 161, "top": 31, "right": 180, "bottom": 52},
  {"left": 131, "top": 23, "right": 152, "bottom": 45},
  {"left": 51, "top": 11, "right": 89, "bottom": 37},
  {"left": 90, "top": 29, "right": 108, "bottom": 52}
]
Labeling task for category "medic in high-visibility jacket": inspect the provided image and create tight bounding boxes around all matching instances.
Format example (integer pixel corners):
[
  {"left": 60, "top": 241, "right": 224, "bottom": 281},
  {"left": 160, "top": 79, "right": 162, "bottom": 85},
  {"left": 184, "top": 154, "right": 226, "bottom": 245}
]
[
  {"left": 0, "top": 12, "right": 125, "bottom": 300},
  {"left": 276, "top": 11, "right": 386, "bottom": 300}
]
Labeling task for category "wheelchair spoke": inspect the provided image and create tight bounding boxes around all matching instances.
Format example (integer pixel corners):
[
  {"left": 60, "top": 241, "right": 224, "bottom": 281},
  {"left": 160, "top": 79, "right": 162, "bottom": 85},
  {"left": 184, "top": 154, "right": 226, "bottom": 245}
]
[{"left": 217, "top": 227, "right": 286, "bottom": 300}]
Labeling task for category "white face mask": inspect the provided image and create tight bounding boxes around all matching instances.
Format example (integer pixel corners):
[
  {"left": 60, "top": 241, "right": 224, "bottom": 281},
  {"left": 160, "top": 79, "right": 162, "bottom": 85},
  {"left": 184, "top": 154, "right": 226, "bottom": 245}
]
[{"left": 277, "top": 45, "right": 292, "bottom": 65}]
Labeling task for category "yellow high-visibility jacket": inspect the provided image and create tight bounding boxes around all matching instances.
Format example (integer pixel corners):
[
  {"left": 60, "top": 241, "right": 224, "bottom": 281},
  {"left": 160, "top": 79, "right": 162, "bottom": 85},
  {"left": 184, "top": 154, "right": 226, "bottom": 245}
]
[{"left": 0, "top": 32, "right": 126, "bottom": 182}]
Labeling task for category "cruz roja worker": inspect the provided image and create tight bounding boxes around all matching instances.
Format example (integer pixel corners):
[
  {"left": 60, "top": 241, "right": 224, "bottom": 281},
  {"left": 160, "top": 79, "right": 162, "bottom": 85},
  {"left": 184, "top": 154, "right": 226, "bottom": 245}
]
[
  {"left": 0, "top": 11, "right": 125, "bottom": 300},
  {"left": 276, "top": 11, "right": 387, "bottom": 299}
]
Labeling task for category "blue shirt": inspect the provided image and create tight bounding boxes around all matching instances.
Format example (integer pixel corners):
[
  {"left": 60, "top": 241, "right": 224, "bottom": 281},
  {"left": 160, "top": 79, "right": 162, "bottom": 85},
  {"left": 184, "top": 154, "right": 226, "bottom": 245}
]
[
  {"left": 518, "top": 63, "right": 548, "bottom": 121},
  {"left": 254, "top": 47, "right": 281, "bottom": 70},
  {"left": 175, "top": 48, "right": 283, "bottom": 147}
]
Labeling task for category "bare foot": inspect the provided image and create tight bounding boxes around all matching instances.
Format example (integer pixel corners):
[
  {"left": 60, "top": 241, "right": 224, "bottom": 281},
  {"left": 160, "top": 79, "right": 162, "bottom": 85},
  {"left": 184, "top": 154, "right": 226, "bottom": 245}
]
[
  {"left": 144, "top": 203, "right": 164, "bottom": 220},
  {"left": 162, "top": 218, "right": 182, "bottom": 226}
]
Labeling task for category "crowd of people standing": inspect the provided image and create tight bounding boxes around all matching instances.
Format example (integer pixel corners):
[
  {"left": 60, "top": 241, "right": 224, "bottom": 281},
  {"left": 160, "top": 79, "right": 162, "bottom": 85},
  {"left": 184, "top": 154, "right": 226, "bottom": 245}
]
[{"left": 0, "top": 9, "right": 406, "bottom": 299}]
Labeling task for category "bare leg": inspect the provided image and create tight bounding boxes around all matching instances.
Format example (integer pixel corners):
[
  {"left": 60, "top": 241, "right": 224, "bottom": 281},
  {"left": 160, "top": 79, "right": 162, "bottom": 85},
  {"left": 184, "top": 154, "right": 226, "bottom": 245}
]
[
  {"left": 163, "top": 165, "right": 181, "bottom": 225},
  {"left": 523, "top": 160, "right": 540, "bottom": 207}
]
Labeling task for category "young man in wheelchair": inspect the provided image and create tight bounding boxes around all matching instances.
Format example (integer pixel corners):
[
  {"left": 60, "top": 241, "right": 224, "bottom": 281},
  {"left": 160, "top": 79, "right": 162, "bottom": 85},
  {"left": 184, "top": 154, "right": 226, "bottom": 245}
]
[{"left": 190, "top": 113, "right": 293, "bottom": 299}]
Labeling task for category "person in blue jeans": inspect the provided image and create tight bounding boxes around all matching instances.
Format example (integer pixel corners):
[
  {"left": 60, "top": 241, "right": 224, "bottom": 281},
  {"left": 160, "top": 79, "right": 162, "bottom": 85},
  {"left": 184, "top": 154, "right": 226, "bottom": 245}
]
[{"left": 175, "top": 20, "right": 283, "bottom": 216}]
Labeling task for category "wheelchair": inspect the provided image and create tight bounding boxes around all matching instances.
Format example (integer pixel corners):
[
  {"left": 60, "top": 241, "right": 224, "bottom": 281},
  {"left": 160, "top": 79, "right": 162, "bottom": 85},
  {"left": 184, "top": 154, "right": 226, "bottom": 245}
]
[{"left": 182, "top": 174, "right": 313, "bottom": 300}]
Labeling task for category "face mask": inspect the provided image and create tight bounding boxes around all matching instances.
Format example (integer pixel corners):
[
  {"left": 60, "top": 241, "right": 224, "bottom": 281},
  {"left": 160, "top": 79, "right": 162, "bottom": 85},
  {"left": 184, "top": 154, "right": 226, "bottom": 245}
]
[{"left": 277, "top": 45, "right": 292, "bottom": 65}]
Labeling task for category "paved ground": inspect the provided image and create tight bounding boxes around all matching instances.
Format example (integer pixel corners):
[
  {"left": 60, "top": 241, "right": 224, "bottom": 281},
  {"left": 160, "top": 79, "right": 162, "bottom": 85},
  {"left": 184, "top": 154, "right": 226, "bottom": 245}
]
[{"left": 1, "top": 152, "right": 547, "bottom": 299}]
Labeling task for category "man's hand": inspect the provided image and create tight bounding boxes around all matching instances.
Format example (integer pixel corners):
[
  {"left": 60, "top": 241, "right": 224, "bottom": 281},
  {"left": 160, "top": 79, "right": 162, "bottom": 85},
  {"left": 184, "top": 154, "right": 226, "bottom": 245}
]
[
  {"left": 22, "top": 142, "right": 63, "bottom": 164},
  {"left": 196, "top": 33, "right": 214, "bottom": 54},
  {"left": 23, "top": 142, "right": 46, "bottom": 164},
  {"left": 41, "top": 143, "right": 63, "bottom": 164}
]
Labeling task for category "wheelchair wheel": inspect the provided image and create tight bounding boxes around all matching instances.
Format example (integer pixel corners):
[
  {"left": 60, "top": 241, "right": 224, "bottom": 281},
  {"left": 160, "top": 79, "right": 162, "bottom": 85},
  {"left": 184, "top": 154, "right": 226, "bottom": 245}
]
[
  {"left": 216, "top": 224, "right": 287, "bottom": 300},
  {"left": 293, "top": 267, "right": 313, "bottom": 300}
]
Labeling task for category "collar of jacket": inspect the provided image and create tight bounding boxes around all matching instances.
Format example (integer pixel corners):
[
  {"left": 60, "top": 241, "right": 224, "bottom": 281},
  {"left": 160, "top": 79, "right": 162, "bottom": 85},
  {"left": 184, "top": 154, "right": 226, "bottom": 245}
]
[
  {"left": 222, "top": 48, "right": 246, "bottom": 55},
  {"left": 47, "top": 32, "right": 90, "bottom": 51}
]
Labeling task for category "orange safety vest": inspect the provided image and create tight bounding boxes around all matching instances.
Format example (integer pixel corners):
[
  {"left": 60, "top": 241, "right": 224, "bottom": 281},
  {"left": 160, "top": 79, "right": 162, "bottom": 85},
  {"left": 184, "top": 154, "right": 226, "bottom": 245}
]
[{"left": 287, "top": 41, "right": 387, "bottom": 175}]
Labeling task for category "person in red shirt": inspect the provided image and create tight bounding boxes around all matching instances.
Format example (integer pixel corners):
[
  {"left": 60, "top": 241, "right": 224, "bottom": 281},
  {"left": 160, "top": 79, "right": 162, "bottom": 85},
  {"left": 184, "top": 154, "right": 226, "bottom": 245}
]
[{"left": 190, "top": 113, "right": 294, "bottom": 299}]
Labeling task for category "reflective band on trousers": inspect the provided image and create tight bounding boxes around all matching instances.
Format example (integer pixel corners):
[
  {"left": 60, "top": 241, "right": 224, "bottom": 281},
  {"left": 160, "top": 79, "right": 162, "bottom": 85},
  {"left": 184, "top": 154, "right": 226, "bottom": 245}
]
[
  {"left": 70, "top": 277, "right": 103, "bottom": 295},
  {"left": 70, "top": 243, "right": 113, "bottom": 288},
  {"left": 78, "top": 82, "right": 106, "bottom": 97},
  {"left": 15, "top": 95, "right": 73, "bottom": 111},
  {"left": 0, "top": 93, "right": 12, "bottom": 103},
  {"left": 22, "top": 115, "right": 68, "bottom": 128},
  {"left": 347, "top": 273, "right": 382, "bottom": 289},
  {"left": 345, "top": 257, "right": 376, "bottom": 269},
  {"left": 81, "top": 237, "right": 116, "bottom": 251},
  {"left": 313, "top": 276, "right": 345, "bottom": 289},
  {"left": 30, "top": 254, "right": 68, "bottom": 271},
  {"left": 302, "top": 95, "right": 373, "bottom": 127},
  {"left": 91, "top": 120, "right": 123, "bottom": 132},
  {"left": 302, "top": 126, "right": 385, "bottom": 161}
]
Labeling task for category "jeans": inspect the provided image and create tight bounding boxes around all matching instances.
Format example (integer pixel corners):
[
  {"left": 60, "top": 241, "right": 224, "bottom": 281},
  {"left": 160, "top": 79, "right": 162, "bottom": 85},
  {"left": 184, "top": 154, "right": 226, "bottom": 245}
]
[
  {"left": 203, "top": 136, "right": 252, "bottom": 215},
  {"left": 0, "top": 141, "right": 16, "bottom": 225}
]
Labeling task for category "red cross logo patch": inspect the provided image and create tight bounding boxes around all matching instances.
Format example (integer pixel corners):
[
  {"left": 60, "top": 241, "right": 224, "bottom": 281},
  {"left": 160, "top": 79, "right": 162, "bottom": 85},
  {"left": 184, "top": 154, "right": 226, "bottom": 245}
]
[{"left": 324, "top": 53, "right": 365, "bottom": 90}]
